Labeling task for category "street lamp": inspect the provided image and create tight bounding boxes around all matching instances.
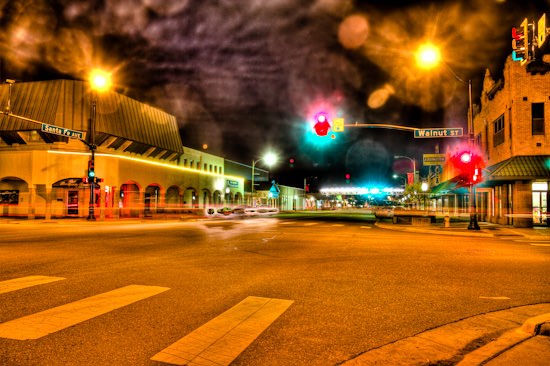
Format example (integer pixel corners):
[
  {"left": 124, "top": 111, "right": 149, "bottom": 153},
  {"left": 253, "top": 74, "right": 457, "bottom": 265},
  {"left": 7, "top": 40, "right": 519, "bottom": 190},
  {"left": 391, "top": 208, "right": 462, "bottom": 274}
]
[
  {"left": 421, "top": 181, "right": 428, "bottom": 211},
  {"left": 86, "top": 68, "right": 112, "bottom": 220},
  {"left": 251, "top": 152, "right": 277, "bottom": 207},
  {"left": 394, "top": 155, "right": 416, "bottom": 184},
  {"left": 392, "top": 174, "right": 406, "bottom": 187},
  {"left": 415, "top": 43, "right": 479, "bottom": 230}
]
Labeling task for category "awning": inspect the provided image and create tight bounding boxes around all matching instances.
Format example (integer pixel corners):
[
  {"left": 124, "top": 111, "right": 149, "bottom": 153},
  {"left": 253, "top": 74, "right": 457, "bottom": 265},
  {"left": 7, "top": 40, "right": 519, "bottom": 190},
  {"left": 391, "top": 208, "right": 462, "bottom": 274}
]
[{"left": 485, "top": 155, "right": 550, "bottom": 181}]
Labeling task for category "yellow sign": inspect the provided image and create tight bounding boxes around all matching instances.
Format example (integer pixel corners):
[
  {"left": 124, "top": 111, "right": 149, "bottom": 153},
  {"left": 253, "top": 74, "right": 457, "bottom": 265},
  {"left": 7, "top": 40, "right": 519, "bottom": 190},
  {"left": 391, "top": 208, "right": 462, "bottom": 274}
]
[
  {"left": 538, "top": 14, "right": 547, "bottom": 47},
  {"left": 332, "top": 118, "right": 344, "bottom": 132}
]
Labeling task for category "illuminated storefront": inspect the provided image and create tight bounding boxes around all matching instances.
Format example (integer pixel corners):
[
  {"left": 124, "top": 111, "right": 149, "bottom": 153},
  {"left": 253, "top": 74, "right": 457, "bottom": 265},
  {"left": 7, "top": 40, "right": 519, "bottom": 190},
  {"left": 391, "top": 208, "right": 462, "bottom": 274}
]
[{"left": 0, "top": 80, "right": 244, "bottom": 219}]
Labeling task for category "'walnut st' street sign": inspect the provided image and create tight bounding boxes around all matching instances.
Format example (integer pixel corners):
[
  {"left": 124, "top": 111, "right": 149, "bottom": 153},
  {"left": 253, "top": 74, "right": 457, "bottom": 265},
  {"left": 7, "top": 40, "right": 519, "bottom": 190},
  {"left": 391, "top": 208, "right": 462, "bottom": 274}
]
[{"left": 414, "top": 128, "right": 463, "bottom": 138}]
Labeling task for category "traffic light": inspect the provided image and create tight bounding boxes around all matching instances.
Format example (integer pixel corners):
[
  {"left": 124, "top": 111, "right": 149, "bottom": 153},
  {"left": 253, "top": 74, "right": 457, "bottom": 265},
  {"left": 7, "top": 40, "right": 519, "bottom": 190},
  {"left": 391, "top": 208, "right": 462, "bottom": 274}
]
[
  {"left": 289, "top": 157, "right": 295, "bottom": 168},
  {"left": 313, "top": 113, "right": 331, "bottom": 136},
  {"left": 345, "top": 173, "right": 351, "bottom": 184},
  {"left": 449, "top": 150, "right": 485, "bottom": 186},
  {"left": 88, "top": 159, "right": 95, "bottom": 178},
  {"left": 512, "top": 18, "right": 530, "bottom": 64}
]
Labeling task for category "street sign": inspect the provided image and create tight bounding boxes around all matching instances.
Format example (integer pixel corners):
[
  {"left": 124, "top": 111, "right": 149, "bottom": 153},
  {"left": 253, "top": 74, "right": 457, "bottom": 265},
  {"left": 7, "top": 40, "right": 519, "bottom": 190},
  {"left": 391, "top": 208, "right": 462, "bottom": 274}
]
[
  {"left": 538, "top": 14, "right": 547, "bottom": 48},
  {"left": 414, "top": 128, "right": 463, "bottom": 138},
  {"left": 423, "top": 154, "right": 446, "bottom": 166},
  {"left": 332, "top": 118, "right": 344, "bottom": 132},
  {"left": 41, "top": 123, "right": 86, "bottom": 140}
]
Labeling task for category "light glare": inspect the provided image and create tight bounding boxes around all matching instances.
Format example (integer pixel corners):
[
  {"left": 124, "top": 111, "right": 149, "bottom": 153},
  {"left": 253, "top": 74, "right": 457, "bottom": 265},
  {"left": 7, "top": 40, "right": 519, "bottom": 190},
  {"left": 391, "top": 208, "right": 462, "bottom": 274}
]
[
  {"left": 415, "top": 44, "right": 441, "bottom": 69},
  {"left": 89, "top": 69, "right": 112, "bottom": 92}
]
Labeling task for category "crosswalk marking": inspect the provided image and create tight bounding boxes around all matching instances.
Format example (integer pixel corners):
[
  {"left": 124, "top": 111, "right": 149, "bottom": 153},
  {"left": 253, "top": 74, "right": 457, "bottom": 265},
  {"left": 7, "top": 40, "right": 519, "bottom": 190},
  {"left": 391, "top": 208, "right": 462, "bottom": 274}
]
[
  {"left": 0, "top": 284, "right": 169, "bottom": 340},
  {"left": 0, "top": 276, "right": 66, "bottom": 295},
  {"left": 331, "top": 224, "right": 345, "bottom": 227},
  {"left": 303, "top": 222, "right": 318, "bottom": 226},
  {"left": 151, "top": 296, "right": 293, "bottom": 366},
  {"left": 360, "top": 226, "right": 371, "bottom": 229}
]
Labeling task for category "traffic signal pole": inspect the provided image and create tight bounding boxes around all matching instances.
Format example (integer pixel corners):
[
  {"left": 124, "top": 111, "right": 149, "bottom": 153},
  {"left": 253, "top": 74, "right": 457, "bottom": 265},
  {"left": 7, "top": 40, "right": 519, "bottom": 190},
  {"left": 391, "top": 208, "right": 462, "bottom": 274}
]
[
  {"left": 467, "top": 80, "right": 480, "bottom": 230},
  {"left": 87, "top": 97, "right": 97, "bottom": 221}
]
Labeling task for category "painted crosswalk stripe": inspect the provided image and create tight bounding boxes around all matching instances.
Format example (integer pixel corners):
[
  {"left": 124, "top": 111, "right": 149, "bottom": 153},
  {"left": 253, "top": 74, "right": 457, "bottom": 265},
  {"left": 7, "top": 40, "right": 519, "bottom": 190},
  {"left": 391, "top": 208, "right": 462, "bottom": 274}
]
[
  {"left": 0, "top": 276, "right": 66, "bottom": 295},
  {"left": 151, "top": 296, "right": 293, "bottom": 366},
  {"left": 0, "top": 284, "right": 169, "bottom": 340},
  {"left": 303, "top": 222, "right": 318, "bottom": 226}
]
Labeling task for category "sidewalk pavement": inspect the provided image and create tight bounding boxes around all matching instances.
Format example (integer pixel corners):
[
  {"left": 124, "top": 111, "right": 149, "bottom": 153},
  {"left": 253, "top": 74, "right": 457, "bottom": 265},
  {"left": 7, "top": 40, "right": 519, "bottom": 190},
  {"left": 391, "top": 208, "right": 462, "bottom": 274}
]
[
  {"left": 341, "top": 303, "right": 550, "bottom": 366},
  {"left": 375, "top": 219, "right": 550, "bottom": 241},
  {"left": 369, "top": 220, "right": 550, "bottom": 366}
]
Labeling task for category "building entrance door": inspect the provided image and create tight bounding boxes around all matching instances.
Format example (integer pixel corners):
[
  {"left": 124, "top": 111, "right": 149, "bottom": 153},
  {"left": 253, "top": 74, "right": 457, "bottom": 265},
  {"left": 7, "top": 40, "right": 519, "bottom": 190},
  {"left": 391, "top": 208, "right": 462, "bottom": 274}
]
[
  {"left": 532, "top": 191, "right": 547, "bottom": 225},
  {"left": 67, "top": 190, "right": 79, "bottom": 216}
]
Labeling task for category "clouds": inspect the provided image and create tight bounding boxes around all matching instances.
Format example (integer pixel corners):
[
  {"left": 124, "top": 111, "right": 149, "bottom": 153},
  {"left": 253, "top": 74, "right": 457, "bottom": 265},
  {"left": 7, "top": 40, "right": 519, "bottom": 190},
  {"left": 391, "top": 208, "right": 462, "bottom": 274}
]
[{"left": 1, "top": 0, "right": 548, "bottom": 184}]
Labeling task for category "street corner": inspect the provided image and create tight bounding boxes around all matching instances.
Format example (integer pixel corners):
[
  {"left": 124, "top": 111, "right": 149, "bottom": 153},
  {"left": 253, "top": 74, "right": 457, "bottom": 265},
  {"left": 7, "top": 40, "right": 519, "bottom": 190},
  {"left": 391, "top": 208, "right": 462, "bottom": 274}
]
[
  {"left": 374, "top": 220, "right": 494, "bottom": 238},
  {"left": 340, "top": 303, "right": 550, "bottom": 366}
]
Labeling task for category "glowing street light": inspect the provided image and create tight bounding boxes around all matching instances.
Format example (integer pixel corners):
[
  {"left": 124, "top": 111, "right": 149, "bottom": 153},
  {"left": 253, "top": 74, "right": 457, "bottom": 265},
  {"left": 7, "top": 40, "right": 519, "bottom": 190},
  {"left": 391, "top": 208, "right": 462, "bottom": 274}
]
[
  {"left": 251, "top": 152, "right": 278, "bottom": 207},
  {"left": 89, "top": 69, "right": 112, "bottom": 93},
  {"left": 415, "top": 43, "right": 441, "bottom": 70},
  {"left": 87, "top": 68, "right": 112, "bottom": 221}
]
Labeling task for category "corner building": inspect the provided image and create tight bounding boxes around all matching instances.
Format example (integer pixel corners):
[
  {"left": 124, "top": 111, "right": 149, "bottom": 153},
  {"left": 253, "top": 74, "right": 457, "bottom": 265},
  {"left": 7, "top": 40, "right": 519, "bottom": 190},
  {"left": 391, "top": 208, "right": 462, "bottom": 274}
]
[
  {"left": 472, "top": 54, "right": 550, "bottom": 227},
  {"left": 0, "top": 80, "right": 245, "bottom": 219}
]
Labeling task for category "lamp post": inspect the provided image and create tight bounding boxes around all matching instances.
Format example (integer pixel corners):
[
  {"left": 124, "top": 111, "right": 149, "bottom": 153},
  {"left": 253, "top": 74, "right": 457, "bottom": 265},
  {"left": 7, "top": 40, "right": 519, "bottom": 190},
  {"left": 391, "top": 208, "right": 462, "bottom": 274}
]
[
  {"left": 251, "top": 152, "right": 277, "bottom": 207},
  {"left": 86, "top": 69, "right": 112, "bottom": 221},
  {"left": 416, "top": 43, "right": 479, "bottom": 230},
  {"left": 394, "top": 155, "right": 416, "bottom": 184}
]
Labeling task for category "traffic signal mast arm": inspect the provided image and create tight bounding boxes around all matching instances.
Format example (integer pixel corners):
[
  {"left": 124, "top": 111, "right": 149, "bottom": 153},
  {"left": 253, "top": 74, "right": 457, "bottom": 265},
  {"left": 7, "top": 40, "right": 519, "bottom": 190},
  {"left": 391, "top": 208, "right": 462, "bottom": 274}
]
[{"left": 344, "top": 122, "right": 417, "bottom": 131}]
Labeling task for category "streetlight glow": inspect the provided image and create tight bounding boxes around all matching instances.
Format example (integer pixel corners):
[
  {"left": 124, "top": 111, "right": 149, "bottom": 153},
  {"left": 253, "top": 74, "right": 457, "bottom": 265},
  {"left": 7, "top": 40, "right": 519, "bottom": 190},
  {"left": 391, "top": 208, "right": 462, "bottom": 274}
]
[
  {"left": 264, "top": 152, "right": 277, "bottom": 166},
  {"left": 415, "top": 43, "right": 441, "bottom": 69},
  {"left": 89, "top": 69, "right": 112, "bottom": 93}
]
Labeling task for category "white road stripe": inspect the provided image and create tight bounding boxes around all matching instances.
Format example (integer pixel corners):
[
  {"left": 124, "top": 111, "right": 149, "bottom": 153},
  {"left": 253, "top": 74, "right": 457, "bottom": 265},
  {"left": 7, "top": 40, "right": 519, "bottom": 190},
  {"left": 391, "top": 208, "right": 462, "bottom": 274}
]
[
  {"left": 303, "top": 222, "right": 318, "bottom": 226},
  {"left": 331, "top": 224, "right": 345, "bottom": 227},
  {"left": 0, "top": 276, "right": 66, "bottom": 295},
  {"left": 531, "top": 243, "right": 550, "bottom": 246},
  {"left": 360, "top": 226, "right": 371, "bottom": 229},
  {"left": 151, "top": 296, "right": 293, "bottom": 366},
  {"left": 479, "top": 296, "right": 511, "bottom": 300},
  {"left": 0, "top": 285, "right": 169, "bottom": 340}
]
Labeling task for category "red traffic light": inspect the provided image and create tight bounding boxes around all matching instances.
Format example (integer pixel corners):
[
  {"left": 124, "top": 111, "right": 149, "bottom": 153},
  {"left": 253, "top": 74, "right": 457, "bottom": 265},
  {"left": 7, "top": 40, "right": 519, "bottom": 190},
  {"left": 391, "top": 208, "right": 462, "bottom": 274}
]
[
  {"left": 450, "top": 149, "right": 485, "bottom": 186},
  {"left": 313, "top": 113, "right": 331, "bottom": 136}
]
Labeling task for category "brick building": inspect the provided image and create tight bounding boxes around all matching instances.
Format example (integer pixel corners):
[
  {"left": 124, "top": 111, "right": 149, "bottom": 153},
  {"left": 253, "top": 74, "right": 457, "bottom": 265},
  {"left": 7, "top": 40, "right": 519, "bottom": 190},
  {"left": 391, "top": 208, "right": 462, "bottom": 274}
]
[{"left": 470, "top": 54, "right": 550, "bottom": 227}]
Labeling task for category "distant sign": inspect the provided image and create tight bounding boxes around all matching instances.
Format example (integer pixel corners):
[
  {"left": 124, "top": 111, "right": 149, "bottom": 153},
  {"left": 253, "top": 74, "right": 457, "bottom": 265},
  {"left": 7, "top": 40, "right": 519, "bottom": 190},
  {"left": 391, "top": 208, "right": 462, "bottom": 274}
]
[
  {"left": 41, "top": 123, "right": 86, "bottom": 140},
  {"left": 226, "top": 179, "right": 239, "bottom": 188},
  {"left": 423, "top": 154, "right": 446, "bottom": 166},
  {"left": 414, "top": 128, "right": 463, "bottom": 138}
]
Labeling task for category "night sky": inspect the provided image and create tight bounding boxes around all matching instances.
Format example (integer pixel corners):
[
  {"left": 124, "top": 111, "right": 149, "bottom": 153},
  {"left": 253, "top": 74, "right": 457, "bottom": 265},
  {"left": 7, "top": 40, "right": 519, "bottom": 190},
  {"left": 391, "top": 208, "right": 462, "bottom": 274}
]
[{"left": 1, "top": 0, "right": 549, "bottom": 188}]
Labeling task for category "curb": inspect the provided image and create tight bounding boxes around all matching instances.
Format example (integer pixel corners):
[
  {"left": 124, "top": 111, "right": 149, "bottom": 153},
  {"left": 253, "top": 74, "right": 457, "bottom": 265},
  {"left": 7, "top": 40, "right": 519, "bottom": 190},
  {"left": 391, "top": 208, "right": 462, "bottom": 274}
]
[
  {"left": 456, "top": 313, "right": 550, "bottom": 366},
  {"left": 340, "top": 303, "right": 550, "bottom": 366},
  {"left": 375, "top": 221, "right": 495, "bottom": 238}
]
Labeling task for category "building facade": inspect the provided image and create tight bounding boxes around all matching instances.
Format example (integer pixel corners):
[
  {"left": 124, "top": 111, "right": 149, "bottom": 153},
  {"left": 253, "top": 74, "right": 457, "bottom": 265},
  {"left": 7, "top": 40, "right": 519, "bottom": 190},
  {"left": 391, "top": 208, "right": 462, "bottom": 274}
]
[
  {"left": 0, "top": 79, "right": 305, "bottom": 219},
  {"left": 0, "top": 80, "right": 245, "bottom": 219},
  {"left": 469, "top": 54, "right": 550, "bottom": 227}
]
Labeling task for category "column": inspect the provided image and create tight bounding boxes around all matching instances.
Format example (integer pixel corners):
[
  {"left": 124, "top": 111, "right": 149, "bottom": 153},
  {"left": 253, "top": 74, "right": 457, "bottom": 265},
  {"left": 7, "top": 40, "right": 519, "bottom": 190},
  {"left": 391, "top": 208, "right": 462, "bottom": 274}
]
[
  {"left": 27, "top": 186, "right": 35, "bottom": 220},
  {"left": 513, "top": 180, "right": 533, "bottom": 228},
  {"left": 112, "top": 186, "right": 120, "bottom": 220}
]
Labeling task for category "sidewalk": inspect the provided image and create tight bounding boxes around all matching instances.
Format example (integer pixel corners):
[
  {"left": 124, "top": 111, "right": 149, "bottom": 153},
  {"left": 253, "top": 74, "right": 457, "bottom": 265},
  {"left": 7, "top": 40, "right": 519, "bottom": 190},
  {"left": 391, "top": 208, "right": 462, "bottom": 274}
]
[
  {"left": 375, "top": 219, "right": 550, "bottom": 240},
  {"left": 369, "top": 220, "right": 550, "bottom": 366},
  {"left": 342, "top": 304, "right": 550, "bottom": 366}
]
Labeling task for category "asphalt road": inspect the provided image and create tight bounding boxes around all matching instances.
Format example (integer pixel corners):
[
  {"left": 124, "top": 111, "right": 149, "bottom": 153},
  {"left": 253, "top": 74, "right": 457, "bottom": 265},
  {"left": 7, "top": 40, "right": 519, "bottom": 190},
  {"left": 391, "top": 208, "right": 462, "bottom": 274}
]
[{"left": 0, "top": 217, "right": 549, "bottom": 366}]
